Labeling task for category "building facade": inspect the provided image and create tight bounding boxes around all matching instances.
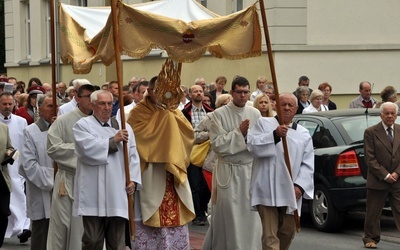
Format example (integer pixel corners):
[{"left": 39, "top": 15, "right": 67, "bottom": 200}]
[{"left": 4, "top": 0, "right": 400, "bottom": 108}]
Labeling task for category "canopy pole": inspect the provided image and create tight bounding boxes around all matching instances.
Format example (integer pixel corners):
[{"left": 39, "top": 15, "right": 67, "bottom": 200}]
[
  {"left": 110, "top": 0, "right": 135, "bottom": 241},
  {"left": 49, "top": 0, "right": 58, "bottom": 178},
  {"left": 258, "top": 0, "right": 301, "bottom": 231}
]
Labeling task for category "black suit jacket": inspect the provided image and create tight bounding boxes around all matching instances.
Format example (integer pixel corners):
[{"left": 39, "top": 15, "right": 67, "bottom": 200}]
[{"left": 209, "top": 89, "right": 228, "bottom": 109}]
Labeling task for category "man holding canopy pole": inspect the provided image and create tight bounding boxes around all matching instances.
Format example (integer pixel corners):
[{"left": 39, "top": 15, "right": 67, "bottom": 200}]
[
  {"left": 247, "top": 92, "right": 314, "bottom": 250},
  {"left": 72, "top": 90, "right": 141, "bottom": 250}
]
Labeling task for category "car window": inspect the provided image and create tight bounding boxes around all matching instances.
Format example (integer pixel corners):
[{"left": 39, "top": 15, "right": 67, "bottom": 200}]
[
  {"left": 334, "top": 116, "right": 384, "bottom": 143},
  {"left": 297, "top": 120, "right": 318, "bottom": 136},
  {"left": 297, "top": 120, "right": 337, "bottom": 148}
]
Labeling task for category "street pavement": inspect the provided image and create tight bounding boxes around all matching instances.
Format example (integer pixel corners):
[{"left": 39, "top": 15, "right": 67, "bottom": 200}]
[{"left": 0, "top": 212, "right": 398, "bottom": 250}]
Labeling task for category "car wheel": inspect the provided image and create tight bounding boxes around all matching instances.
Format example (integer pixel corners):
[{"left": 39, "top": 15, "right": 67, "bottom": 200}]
[{"left": 311, "top": 184, "right": 344, "bottom": 232}]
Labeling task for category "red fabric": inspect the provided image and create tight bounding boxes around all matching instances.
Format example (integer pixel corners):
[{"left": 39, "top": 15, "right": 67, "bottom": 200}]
[
  {"left": 362, "top": 100, "right": 373, "bottom": 108},
  {"left": 14, "top": 106, "right": 34, "bottom": 125},
  {"left": 203, "top": 170, "right": 212, "bottom": 192}
]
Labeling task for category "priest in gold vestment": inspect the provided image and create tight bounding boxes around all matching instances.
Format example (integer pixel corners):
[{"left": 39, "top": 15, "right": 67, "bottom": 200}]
[{"left": 127, "top": 75, "right": 195, "bottom": 249}]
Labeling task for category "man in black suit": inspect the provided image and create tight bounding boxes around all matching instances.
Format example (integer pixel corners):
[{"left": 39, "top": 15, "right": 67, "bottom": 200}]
[{"left": 363, "top": 101, "right": 400, "bottom": 248}]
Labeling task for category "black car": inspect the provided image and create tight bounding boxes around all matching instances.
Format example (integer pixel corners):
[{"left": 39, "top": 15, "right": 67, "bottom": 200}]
[{"left": 293, "top": 109, "right": 392, "bottom": 232}]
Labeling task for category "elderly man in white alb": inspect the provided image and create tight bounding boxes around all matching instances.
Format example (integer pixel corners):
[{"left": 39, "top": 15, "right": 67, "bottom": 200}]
[
  {"left": 73, "top": 90, "right": 141, "bottom": 250},
  {"left": 19, "top": 93, "right": 57, "bottom": 249},
  {"left": 247, "top": 93, "right": 314, "bottom": 250}
]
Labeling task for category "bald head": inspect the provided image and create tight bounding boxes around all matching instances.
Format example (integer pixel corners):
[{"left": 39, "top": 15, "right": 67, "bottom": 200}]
[{"left": 190, "top": 85, "right": 204, "bottom": 104}]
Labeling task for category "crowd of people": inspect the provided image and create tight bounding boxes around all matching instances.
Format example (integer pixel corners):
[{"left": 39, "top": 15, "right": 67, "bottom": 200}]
[{"left": 0, "top": 72, "right": 398, "bottom": 250}]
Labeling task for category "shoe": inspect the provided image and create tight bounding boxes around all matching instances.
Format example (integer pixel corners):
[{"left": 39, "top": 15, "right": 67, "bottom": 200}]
[
  {"left": 192, "top": 217, "right": 206, "bottom": 226},
  {"left": 364, "top": 242, "right": 377, "bottom": 249},
  {"left": 196, "top": 218, "right": 206, "bottom": 226},
  {"left": 17, "top": 229, "right": 31, "bottom": 243}
]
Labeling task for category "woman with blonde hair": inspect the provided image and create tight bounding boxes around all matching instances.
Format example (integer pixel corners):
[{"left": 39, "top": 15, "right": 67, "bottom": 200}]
[
  {"left": 253, "top": 93, "right": 274, "bottom": 117},
  {"left": 214, "top": 93, "right": 232, "bottom": 108},
  {"left": 303, "top": 89, "right": 329, "bottom": 113}
]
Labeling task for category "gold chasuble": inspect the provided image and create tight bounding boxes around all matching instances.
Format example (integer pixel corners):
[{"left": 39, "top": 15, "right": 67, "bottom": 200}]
[{"left": 128, "top": 96, "right": 195, "bottom": 227}]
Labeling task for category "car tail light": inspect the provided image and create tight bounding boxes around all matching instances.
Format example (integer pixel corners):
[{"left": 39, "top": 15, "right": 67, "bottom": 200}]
[{"left": 335, "top": 150, "right": 361, "bottom": 176}]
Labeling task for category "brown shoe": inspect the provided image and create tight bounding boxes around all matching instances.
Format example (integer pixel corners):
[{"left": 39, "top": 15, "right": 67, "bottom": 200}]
[{"left": 364, "top": 242, "right": 377, "bottom": 249}]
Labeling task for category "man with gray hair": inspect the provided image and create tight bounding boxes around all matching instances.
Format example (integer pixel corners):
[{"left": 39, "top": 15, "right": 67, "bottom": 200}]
[
  {"left": 195, "top": 77, "right": 207, "bottom": 91},
  {"left": 19, "top": 93, "right": 57, "bottom": 249},
  {"left": 247, "top": 92, "right": 314, "bottom": 250},
  {"left": 363, "top": 101, "right": 400, "bottom": 248},
  {"left": 58, "top": 79, "right": 91, "bottom": 116},
  {"left": 47, "top": 84, "right": 96, "bottom": 250},
  {"left": 73, "top": 90, "right": 141, "bottom": 249}
]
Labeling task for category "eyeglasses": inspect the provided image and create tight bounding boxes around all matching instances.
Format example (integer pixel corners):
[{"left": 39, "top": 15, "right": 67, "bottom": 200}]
[
  {"left": 79, "top": 95, "right": 91, "bottom": 98},
  {"left": 233, "top": 90, "right": 250, "bottom": 95}
]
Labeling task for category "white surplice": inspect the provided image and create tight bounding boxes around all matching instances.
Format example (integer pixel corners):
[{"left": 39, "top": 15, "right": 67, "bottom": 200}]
[
  {"left": 72, "top": 116, "right": 141, "bottom": 219},
  {"left": 247, "top": 117, "right": 314, "bottom": 215},
  {"left": 57, "top": 97, "right": 77, "bottom": 116},
  {"left": 202, "top": 101, "right": 262, "bottom": 250},
  {"left": 115, "top": 101, "right": 136, "bottom": 123},
  {"left": 0, "top": 114, "right": 30, "bottom": 238},
  {"left": 19, "top": 118, "right": 54, "bottom": 220}
]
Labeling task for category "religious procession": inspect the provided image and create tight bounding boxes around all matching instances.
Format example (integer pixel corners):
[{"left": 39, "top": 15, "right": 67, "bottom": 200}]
[{"left": 2, "top": 0, "right": 400, "bottom": 250}]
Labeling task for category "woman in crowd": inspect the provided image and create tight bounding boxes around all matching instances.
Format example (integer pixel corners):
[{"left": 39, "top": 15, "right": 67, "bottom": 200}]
[
  {"left": 203, "top": 92, "right": 213, "bottom": 108},
  {"left": 318, "top": 82, "right": 337, "bottom": 110},
  {"left": 14, "top": 86, "right": 45, "bottom": 125},
  {"left": 18, "top": 94, "right": 29, "bottom": 109},
  {"left": 294, "top": 86, "right": 311, "bottom": 114},
  {"left": 27, "top": 77, "right": 42, "bottom": 89},
  {"left": 253, "top": 93, "right": 274, "bottom": 117},
  {"left": 375, "top": 85, "right": 397, "bottom": 108},
  {"left": 209, "top": 76, "right": 228, "bottom": 109},
  {"left": 12, "top": 89, "right": 22, "bottom": 114},
  {"left": 15, "top": 82, "right": 25, "bottom": 93},
  {"left": 250, "top": 76, "right": 267, "bottom": 101},
  {"left": 303, "top": 89, "right": 329, "bottom": 113},
  {"left": 263, "top": 83, "right": 274, "bottom": 97},
  {"left": 65, "top": 86, "right": 76, "bottom": 102}
]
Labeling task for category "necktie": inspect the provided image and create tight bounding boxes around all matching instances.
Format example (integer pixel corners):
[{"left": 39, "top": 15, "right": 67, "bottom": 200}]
[
  {"left": 103, "top": 122, "right": 110, "bottom": 127},
  {"left": 387, "top": 127, "right": 394, "bottom": 145},
  {"left": 4, "top": 116, "right": 8, "bottom": 120}
]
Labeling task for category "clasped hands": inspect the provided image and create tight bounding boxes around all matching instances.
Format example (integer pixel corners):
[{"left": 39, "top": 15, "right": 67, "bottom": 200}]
[{"left": 386, "top": 172, "right": 399, "bottom": 184}]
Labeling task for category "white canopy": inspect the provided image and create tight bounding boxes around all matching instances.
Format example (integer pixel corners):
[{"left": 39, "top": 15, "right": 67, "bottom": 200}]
[{"left": 61, "top": 0, "right": 219, "bottom": 39}]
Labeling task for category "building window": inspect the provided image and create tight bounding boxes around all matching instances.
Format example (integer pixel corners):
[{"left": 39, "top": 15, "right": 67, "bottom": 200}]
[
  {"left": 78, "top": 0, "right": 88, "bottom": 6},
  {"left": 233, "top": 0, "right": 243, "bottom": 12},
  {"left": 45, "top": 1, "right": 51, "bottom": 58},
  {"left": 25, "top": 1, "right": 31, "bottom": 59}
]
